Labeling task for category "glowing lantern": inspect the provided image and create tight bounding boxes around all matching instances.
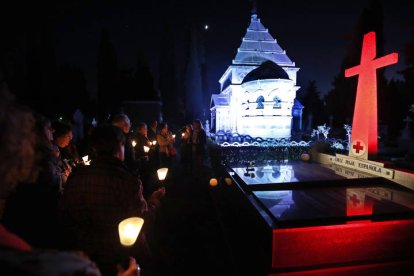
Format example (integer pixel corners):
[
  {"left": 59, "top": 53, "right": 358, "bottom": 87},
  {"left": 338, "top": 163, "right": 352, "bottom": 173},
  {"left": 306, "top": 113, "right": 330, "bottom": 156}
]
[
  {"left": 181, "top": 133, "right": 185, "bottom": 137},
  {"left": 143, "top": 146, "right": 150, "bottom": 153},
  {"left": 132, "top": 140, "right": 137, "bottom": 148},
  {"left": 118, "top": 217, "right": 144, "bottom": 246},
  {"left": 300, "top": 153, "right": 310, "bottom": 162},
  {"left": 224, "top": 177, "right": 232, "bottom": 185},
  {"left": 152, "top": 140, "right": 157, "bottom": 146},
  {"left": 209, "top": 178, "right": 218, "bottom": 186},
  {"left": 157, "top": 168, "right": 168, "bottom": 181}
]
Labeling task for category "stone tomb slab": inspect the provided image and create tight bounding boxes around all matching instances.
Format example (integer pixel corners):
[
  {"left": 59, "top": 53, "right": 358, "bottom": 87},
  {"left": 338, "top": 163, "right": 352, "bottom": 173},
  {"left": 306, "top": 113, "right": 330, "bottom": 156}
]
[{"left": 222, "top": 161, "right": 414, "bottom": 274}]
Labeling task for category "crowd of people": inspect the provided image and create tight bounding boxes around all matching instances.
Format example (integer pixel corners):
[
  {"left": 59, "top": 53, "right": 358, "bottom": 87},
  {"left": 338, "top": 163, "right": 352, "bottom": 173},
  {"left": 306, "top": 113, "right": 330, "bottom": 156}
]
[{"left": 0, "top": 85, "right": 207, "bottom": 275}]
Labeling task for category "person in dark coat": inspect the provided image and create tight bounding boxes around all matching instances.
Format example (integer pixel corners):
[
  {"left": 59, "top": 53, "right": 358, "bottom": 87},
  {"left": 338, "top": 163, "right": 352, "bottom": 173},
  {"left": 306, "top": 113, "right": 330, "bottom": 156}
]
[
  {"left": 112, "top": 113, "right": 139, "bottom": 174},
  {"left": 134, "top": 122, "right": 153, "bottom": 197},
  {"left": 191, "top": 119, "right": 207, "bottom": 170},
  {"left": 59, "top": 126, "right": 165, "bottom": 275}
]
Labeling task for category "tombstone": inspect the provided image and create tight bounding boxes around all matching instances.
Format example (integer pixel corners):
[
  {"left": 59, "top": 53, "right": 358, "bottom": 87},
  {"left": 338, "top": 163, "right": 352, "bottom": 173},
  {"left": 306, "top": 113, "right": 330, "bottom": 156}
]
[
  {"left": 205, "top": 120, "right": 210, "bottom": 136},
  {"left": 91, "top": 118, "right": 98, "bottom": 127},
  {"left": 72, "top": 109, "right": 84, "bottom": 144}
]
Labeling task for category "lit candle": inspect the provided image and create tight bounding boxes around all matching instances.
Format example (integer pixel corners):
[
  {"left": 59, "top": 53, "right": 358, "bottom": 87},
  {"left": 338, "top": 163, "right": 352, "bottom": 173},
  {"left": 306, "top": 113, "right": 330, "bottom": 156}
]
[
  {"left": 157, "top": 168, "right": 168, "bottom": 181},
  {"left": 118, "top": 217, "right": 144, "bottom": 246},
  {"left": 82, "top": 155, "right": 91, "bottom": 166},
  {"left": 143, "top": 146, "right": 150, "bottom": 153},
  {"left": 132, "top": 140, "right": 137, "bottom": 148}
]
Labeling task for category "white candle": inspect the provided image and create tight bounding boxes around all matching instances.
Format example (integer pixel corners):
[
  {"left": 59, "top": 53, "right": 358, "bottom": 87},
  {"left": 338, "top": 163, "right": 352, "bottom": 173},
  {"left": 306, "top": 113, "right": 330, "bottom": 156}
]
[
  {"left": 157, "top": 168, "right": 168, "bottom": 181},
  {"left": 118, "top": 217, "right": 144, "bottom": 246}
]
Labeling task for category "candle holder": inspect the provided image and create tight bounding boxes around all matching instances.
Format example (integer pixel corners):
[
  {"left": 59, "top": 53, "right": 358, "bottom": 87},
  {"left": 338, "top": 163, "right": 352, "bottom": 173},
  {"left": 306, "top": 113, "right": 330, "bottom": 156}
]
[
  {"left": 118, "top": 217, "right": 144, "bottom": 275},
  {"left": 157, "top": 168, "right": 168, "bottom": 181}
]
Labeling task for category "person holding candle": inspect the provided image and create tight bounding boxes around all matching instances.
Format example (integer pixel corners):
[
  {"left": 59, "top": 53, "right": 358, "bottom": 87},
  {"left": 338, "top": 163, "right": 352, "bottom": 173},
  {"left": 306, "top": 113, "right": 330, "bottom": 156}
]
[
  {"left": 180, "top": 124, "right": 193, "bottom": 172},
  {"left": 191, "top": 119, "right": 207, "bottom": 172},
  {"left": 0, "top": 87, "right": 107, "bottom": 275},
  {"left": 157, "top": 122, "right": 176, "bottom": 168},
  {"left": 112, "top": 113, "right": 139, "bottom": 174},
  {"left": 59, "top": 125, "right": 165, "bottom": 275},
  {"left": 134, "top": 122, "right": 153, "bottom": 197}
]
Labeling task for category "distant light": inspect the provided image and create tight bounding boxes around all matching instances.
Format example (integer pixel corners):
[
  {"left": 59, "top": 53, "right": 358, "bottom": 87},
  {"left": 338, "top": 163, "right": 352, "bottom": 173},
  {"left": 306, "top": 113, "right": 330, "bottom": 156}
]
[
  {"left": 204, "top": 25, "right": 209, "bottom": 30},
  {"left": 209, "top": 178, "right": 218, "bottom": 187}
]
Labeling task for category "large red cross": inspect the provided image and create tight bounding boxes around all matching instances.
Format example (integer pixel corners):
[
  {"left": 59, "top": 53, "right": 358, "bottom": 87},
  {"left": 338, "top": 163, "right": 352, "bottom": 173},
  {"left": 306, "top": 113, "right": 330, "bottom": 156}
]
[
  {"left": 345, "top": 32, "right": 398, "bottom": 159},
  {"left": 352, "top": 141, "right": 364, "bottom": 154}
]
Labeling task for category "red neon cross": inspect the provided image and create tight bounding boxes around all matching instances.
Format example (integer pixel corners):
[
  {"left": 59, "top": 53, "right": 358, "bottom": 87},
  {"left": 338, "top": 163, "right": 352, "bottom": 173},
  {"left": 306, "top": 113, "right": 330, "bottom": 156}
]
[
  {"left": 345, "top": 32, "right": 398, "bottom": 158},
  {"left": 353, "top": 141, "right": 364, "bottom": 154},
  {"left": 350, "top": 194, "right": 360, "bottom": 206}
]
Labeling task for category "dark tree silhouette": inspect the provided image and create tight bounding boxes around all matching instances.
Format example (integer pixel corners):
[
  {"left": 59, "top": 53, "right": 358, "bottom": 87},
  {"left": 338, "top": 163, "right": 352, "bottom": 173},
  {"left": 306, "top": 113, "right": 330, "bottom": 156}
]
[
  {"left": 184, "top": 25, "right": 203, "bottom": 120},
  {"left": 97, "top": 29, "right": 120, "bottom": 120},
  {"left": 299, "top": 80, "right": 325, "bottom": 129},
  {"left": 135, "top": 54, "right": 158, "bottom": 101},
  {"left": 159, "top": 25, "right": 181, "bottom": 122},
  {"left": 325, "top": 0, "right": 387, "bottom": 128},
  {"left": 55, "top": 65, "right": 90, "bottom": 118}
]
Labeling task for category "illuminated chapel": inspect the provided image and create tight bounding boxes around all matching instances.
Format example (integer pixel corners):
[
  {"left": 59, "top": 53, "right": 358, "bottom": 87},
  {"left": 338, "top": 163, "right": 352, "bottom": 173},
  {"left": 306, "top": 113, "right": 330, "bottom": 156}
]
[{"left": 210, "top": 13, "right": 303, "bottom": 139}]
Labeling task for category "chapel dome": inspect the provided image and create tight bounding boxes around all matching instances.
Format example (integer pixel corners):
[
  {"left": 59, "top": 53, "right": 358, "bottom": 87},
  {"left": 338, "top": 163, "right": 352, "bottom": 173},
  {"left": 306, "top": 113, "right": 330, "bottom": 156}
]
[{"left": 242, "top": 60, "right": 290, "bottom": 84}]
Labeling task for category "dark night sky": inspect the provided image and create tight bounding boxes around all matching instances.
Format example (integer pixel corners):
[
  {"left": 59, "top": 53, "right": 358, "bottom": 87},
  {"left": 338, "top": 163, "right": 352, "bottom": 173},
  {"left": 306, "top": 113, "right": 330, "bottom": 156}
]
[{"left": 55, "top": 0, "right": 413, "bottom": 98}]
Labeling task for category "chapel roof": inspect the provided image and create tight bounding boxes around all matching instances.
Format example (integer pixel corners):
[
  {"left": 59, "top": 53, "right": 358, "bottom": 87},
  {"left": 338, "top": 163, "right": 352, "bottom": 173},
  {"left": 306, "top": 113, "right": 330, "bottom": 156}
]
[
  {"left": 211, "top": 94, "right": 230, "bottom": 108},
  {"left": 242, "top": 60, "right": 290, "bottom": 84},
  {"left": 233, "top": 14, "right": 294, "bottom": 67}
]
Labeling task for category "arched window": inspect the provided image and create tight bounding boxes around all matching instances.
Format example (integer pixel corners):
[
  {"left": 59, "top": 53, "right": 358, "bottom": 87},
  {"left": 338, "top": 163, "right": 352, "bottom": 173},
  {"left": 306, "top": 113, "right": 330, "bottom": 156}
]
[
  {"left": 273, "top": 96, "right": 282, "bottom": 109},
  {"left": 256, "top": 96, "right": 265, "bottom": 109}
]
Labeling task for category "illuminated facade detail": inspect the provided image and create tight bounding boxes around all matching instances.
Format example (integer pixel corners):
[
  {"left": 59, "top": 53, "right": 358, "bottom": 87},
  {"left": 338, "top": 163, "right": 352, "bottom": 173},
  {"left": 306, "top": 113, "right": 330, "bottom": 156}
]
[
  {"left": 345, "top": 32, "right": 398, "bottom": 159},
  {"left": 210, "top": 14, "right": 302, "bottom": 139}
]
